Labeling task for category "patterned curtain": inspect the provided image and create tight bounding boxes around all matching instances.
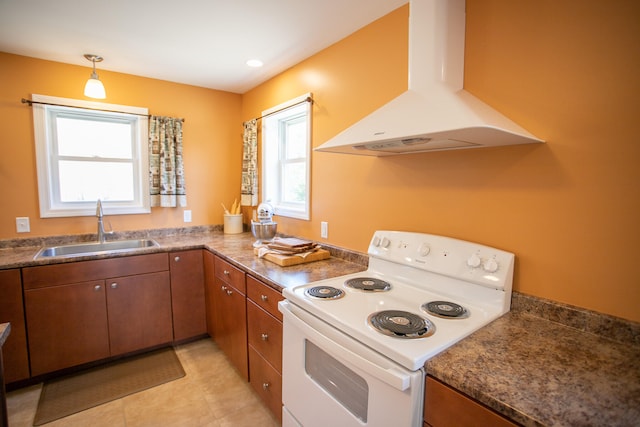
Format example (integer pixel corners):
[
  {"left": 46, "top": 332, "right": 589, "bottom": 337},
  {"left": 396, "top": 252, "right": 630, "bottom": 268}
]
[
  {"left": 149, "top": 116, "right": 187, "bottom": 207},
  {"left": 241, "top": 119, "right": 258, "bottom": 206}
]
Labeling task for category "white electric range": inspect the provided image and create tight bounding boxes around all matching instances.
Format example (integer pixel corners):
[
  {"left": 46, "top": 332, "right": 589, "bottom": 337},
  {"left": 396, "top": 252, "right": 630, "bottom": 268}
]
[{"left": 279, "top": 230, "right": 515, "bottom": 427}]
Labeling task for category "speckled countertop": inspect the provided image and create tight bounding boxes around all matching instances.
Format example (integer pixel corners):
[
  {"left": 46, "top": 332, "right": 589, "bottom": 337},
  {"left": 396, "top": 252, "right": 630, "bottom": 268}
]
[
  {"left": 1, "top": 227, "right": 639, "bottom": 426},
  {"left": 0, "top": 228, "right": 368, "bottom": 291},
  {"left": 427, "top": 294, "right": 640, "bottom": 427},
  {"left": 0, "top": 323, "right": 9, "bottom": 348}
]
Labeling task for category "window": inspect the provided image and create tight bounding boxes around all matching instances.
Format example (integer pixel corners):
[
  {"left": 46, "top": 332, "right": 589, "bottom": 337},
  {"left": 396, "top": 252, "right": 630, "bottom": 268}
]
[
  {"left": 32, "top": 94, "right": 149, "bottom": 217},
  {"left": 262, "top": 94, "right": 312, "bottom": 220}
]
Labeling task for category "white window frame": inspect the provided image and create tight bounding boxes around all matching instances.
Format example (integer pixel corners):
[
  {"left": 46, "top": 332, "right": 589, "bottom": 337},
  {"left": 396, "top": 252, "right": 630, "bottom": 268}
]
[
  {"left": 31, "top": 94, "right": 150, "bottom": 218},
  {"left": 261, "top": 93, "right": 312, "bottom": 220}
]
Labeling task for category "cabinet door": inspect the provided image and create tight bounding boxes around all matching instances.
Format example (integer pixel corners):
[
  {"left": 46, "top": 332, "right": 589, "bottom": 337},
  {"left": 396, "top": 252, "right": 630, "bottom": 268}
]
[
  {"left": 0, "top": 269, "right": 30, "bottom": 383},
  {"left": 106, "top": 271, "right": 173, "bottom": 356},
  {"left": 214, "top": 275, "right": 248, "bottom": 381},
  {"left": 170, "top": 250, "right": 206, "bottom": 341},
  {"left": 25, "top": 281, "right": 110, "bottom": 376}
]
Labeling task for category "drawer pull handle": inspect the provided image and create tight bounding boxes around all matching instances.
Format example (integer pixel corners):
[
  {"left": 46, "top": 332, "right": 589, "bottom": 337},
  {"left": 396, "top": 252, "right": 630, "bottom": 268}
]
[
  {"left": 110, "top": 283, "right": 118, "bottom": 289},
  {"left": 262, "top": 382, "right": 270, "bottom": 391},
  {"left": 226, "top": 290, "right": 233, "bottom": 296},
  {"left": 223, "top": 270, "right": 230, "bottom": 275},
  {"left": 261, "top": 333, "right": 269, "bottom": 341},
  {"left": 261, "top": 294, "right": 268, "bottom": 302},
  {"left": 94, "top": 285, "right": 102, "bottom": 291}
]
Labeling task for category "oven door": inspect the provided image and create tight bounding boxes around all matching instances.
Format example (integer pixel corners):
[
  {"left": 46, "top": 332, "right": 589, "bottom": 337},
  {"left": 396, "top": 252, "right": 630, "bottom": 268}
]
[{"left": 279, "top": 300, "right": 424, "bottom": 427}]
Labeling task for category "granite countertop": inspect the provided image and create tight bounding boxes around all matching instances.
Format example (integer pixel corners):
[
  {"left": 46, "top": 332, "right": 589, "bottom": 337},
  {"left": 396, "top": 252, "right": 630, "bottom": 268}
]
[
  {"left": 1, "top": 228, "right": 639, "bottom": 426},
  {"left": 0, "top": 323, "right": 9, "bottom": 347},
  {"left": 0, "top": 230, "right": 368, "bottom": 291},
  {"left": 426, "top": 308, "right": 640, "bottom": 427}
]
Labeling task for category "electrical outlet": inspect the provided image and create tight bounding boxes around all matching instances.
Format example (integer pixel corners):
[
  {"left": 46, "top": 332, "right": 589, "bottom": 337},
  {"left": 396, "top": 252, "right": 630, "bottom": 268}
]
[
  {"left": 320, "top": 221, "right": 328, "bottom": 239},
  {"left": 16, "top": 217, "right": 30, "bottom": 233},
  {"left": 183, "top": 210, "right": 192, "bottom": 223}
]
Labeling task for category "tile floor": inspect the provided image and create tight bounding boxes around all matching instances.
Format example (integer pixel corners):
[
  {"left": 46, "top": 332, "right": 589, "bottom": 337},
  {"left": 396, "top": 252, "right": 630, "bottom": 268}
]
[{"left": 6, "top": 339, "right": 281, "bottom": 427}]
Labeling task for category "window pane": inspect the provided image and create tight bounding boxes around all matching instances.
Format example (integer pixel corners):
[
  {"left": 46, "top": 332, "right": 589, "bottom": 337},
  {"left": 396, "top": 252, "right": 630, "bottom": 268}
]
[
  {"left": 284, "top": 119, "right": 307, "bottom": 159},
  {"left": 56, "top": 116, "right": 133, "bottom": 159},
  {"left": 282, "top": 162, "right": 306, "bottom": 203},
  {"left": 58, "top": 160, "right": 134, "bottom": 202}
]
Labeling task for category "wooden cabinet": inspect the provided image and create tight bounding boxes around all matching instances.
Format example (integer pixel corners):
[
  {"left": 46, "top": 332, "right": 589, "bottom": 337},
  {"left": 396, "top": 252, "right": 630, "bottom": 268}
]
[
  {"left": 106, "top": 271, "right": 173, "bottom": 355},
  {"left": 169, "top": 250, "right": 206, "bottom": 341},
  {"left": 424, "top": 376, "right": 518, "bottom": 427},
  {"left": 212, "top": 255, "right": 248, "bottom": 380},
  {"left": 0, "top": 269, "right": 30, "bottom": 383},
  {"left": 23, "top": 253, "right": 171, "bottom": 376},
  {"left": 246, "top": 275, "right": 284, "bottom": 421},
  {"left": 25, "top": 280, "right": 110, "bottom": 376}
]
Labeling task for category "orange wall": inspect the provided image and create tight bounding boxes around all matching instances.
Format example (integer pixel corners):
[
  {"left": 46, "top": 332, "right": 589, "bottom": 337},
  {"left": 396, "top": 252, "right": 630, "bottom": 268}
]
[
  {"left": 242, "top": 1, "right": 640, "bottom": 322},
  {"left": 0, "top": 52, "right": 242, "bottom": 237},
  {"left": 1, "top": 1, "right": 638, "bottom": 322}
]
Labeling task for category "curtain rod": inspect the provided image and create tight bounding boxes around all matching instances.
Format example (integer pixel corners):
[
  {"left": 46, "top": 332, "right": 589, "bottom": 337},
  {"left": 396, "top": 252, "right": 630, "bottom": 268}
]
[
  {"left": 21, "top": 98, "right": 185, "bottom": 122},
  {"left": 247, "top": 96, "right": 313, "bottom": 124}
]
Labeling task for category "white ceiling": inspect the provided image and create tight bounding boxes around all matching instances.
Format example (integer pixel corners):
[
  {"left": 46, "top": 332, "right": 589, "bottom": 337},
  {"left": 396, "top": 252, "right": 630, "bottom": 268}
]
[{"left": 0, "top": 0, "right": 407, "bottom": 94}]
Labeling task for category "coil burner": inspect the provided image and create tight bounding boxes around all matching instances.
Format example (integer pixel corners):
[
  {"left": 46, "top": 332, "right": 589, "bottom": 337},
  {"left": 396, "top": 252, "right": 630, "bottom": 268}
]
[
  {"left": 422, "top": 301, "right": 469, "bottom": 319},
  {"left": 305, "top": 286, "right": 345, "bottom": 300},
  {"left": 345, "top": 277, "right": 391, "bottom": 292},
  {"left": 368, "top": 310, "right": 435, "bottom": 339}
]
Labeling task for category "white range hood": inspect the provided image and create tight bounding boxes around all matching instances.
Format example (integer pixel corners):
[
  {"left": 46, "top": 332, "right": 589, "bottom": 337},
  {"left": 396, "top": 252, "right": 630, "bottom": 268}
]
[{"left": 315, "top": 0, "right": 543, "bottom": 156}]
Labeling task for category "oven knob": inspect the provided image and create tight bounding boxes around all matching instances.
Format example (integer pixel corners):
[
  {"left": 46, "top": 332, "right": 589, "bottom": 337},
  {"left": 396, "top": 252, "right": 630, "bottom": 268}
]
[
  {"left": 483, "top": 258, "right": 499, "bottom": 273},
  {"left": 372, "top": 236, "right": 381, "bottom": 247},
  {"left": 467, "top": 253, "right": 482, "bottom": 268},
  {"left": 418, "top": 243, "right": 430, "bottom": 257},
  {"left": 380, "top": 237, "right": 391, "bottom": 248}
]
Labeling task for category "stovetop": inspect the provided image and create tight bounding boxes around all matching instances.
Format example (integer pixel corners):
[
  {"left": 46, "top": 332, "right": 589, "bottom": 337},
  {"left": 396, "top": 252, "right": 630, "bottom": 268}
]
[{"left": 282, "top": 230, "right": 515, "bottom": 371}]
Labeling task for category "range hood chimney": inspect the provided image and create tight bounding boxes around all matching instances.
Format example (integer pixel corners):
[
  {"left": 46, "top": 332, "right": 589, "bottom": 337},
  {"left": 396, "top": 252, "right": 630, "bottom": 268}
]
[{"left": 315, "top": 0, "right": 543, "bottom": 156}]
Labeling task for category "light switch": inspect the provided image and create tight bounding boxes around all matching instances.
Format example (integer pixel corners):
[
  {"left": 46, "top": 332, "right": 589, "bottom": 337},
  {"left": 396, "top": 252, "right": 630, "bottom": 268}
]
[
  {"left": 16, "top": 217, "right": 30, "bottom": 233},
  {"left": 321, "top": 221, "right": 328, "bottom": 239},
  {"left": 183, "top": 210, "right": 192, "bottom": 223}
]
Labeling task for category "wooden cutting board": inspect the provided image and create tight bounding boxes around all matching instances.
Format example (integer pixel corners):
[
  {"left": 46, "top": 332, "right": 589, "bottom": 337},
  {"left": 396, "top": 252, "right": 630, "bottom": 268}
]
[{"left": 254, "top": 248, "right": 330, "bottom": 267}]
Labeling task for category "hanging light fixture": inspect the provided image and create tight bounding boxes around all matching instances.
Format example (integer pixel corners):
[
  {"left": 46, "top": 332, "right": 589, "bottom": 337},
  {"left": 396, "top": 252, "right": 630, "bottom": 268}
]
[{"left": 83, "top": 54, "right": 106, "bottom": 99}]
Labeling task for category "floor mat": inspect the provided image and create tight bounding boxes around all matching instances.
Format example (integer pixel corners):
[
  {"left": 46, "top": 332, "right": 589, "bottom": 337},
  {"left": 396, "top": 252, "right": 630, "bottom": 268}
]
[{"left": 33, "top": 347, "right": 185, "bottom": 425}]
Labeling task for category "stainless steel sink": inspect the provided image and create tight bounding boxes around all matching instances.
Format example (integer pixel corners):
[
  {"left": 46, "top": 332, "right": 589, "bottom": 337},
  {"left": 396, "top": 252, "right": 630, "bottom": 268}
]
[{"left": 34, "top": 239, "right": 160, "bottom": 259}]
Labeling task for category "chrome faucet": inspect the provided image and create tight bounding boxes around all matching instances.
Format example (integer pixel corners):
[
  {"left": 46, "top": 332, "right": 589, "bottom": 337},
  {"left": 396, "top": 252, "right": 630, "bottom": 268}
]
[{"left": 96, "top": 199, "right": 114, "bottom": 243}]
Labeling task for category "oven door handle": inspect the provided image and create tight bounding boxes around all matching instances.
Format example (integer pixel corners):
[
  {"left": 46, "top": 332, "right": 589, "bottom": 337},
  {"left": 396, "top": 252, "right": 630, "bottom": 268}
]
[{"left": 280, "top": 300, "right": 413, "bottom": 391}]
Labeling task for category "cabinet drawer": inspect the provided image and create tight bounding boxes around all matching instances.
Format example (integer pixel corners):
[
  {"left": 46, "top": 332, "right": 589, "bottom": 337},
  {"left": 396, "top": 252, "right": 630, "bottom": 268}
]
[
  {"left": 249, "top": 346, "right": 282, "bottom": 422},
  {"left": 247, "top": 300, "right": 282, "bottom": 372},
  {"left": 425, "top": 376, "right": 517, "bottom": 427},
  {"left": 247, "top": 275, "right": 283, "bottom": 321},
  {"left": 23, "top": 253, "right": 169, "bottom": 289},
  {"left": 214, "top": 256, "right": 245, "bottom": 293}
]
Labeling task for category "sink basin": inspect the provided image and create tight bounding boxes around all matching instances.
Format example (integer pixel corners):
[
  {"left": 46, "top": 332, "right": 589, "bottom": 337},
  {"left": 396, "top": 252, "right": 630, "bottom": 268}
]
[{"left": 34, "top": 239, "right": 160, "bottom": 259}]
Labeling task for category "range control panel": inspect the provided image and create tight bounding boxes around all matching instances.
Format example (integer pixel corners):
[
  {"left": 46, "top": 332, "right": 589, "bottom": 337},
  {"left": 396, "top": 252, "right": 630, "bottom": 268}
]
[{"left": 368, "top": 230, "right": 515, "bottom": 291}]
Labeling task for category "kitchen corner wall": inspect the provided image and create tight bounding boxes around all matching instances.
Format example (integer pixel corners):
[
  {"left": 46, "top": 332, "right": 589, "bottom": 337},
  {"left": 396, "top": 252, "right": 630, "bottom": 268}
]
[
  {"left": 241, "top": 1, "right": 640, "bottom": 322},
  {"left": 0, "top": 52, "right": 242, "bottom": 238}
]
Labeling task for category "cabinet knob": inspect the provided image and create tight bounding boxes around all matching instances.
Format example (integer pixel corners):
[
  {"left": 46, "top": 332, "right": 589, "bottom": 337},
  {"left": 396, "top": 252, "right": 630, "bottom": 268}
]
[
  {"left": 94, "top": 285, "right": 102, "bottom": 291},
  {"left": 223, "top": 269, "right": 230, "bottom": 276},
  {"left": 221, "top": 285, "right": 228, "bottom": 291},
  {"left": 261, "top": 333, "right": 269, "bottom": 341},
  {"left": 174, "top": 256, "right": 180, "bottom": 262},
  {"left": 262, "top": 382, "right": 270, "bottom": 391},
  {"left": 226, "top": 290, "right": 233, "bottom": 296},
  {"left": 110, "top": 283, "right": 118, "bottom": 289},
  {"left": 261, "top": 294, "right": 268, "bottom": 302}
]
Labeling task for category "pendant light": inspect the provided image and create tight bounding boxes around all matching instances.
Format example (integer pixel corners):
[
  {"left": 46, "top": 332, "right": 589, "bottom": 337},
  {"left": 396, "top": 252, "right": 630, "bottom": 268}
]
[{"left": 83, "top": 54, "right": 106, "bottom": 99}]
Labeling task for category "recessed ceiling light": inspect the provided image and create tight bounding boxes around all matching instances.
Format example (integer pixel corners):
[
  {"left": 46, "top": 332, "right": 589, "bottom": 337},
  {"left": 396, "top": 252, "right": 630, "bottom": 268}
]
[{"left": 246, "top": 59, "right": 263, "bottom": 68}]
